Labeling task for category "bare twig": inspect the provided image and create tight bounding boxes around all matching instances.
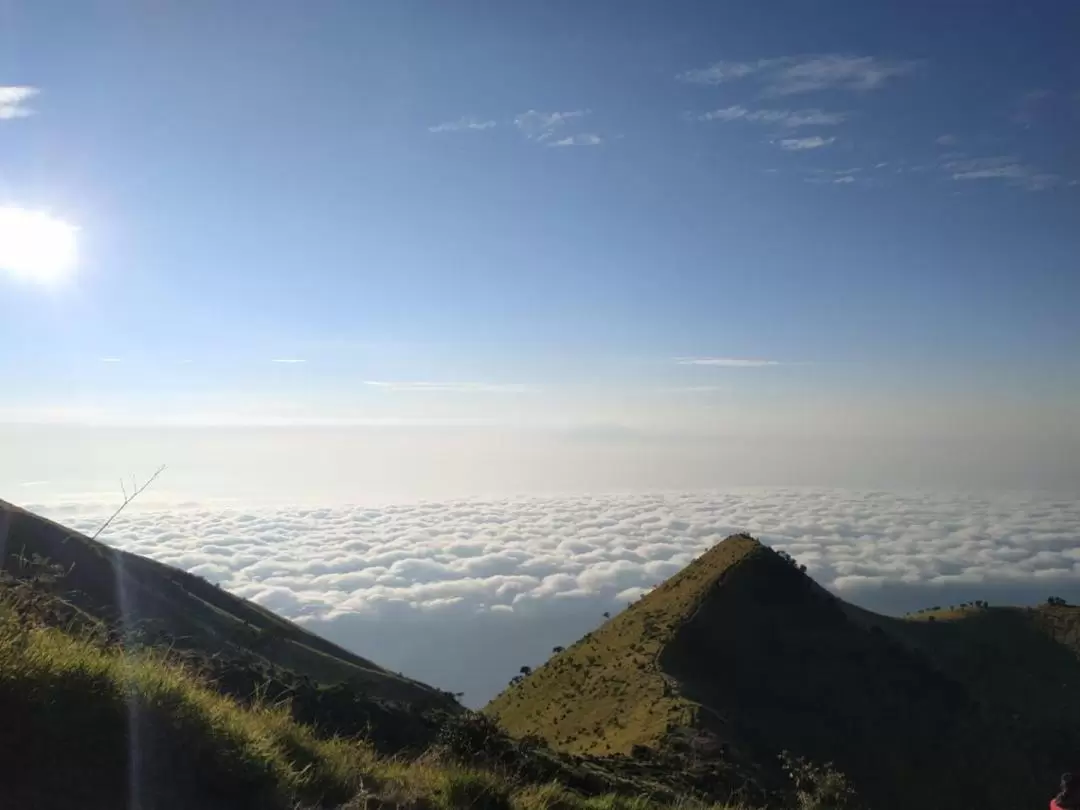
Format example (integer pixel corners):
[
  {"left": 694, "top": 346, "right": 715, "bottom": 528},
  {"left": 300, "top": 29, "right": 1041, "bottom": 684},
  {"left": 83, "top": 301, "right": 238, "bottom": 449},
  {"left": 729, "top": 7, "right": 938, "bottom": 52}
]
[{"left": 91, "top": 465, "right": 166, "bottom": 541}]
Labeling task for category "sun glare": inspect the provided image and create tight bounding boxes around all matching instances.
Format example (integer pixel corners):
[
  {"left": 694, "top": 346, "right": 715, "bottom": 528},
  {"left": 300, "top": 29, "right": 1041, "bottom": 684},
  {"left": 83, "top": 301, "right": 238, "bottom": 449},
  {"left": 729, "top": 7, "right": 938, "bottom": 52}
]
[{"left": 0, "top": 206, "right": 79, "bottom": 284}]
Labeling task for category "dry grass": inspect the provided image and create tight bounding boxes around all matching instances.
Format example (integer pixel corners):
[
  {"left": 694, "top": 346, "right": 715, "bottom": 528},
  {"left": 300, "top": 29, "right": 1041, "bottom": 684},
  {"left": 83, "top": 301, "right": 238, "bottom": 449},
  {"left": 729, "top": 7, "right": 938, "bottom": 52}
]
[{"left": 486, "top": 535, "right": 762, "bottom": 755}]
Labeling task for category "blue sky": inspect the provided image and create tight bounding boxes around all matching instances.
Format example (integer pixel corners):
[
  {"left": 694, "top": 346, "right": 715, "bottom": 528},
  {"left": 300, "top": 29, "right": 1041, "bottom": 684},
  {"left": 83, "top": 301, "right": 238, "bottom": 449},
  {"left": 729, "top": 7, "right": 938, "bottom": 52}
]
[{"left": 0, "top": 1, "right": 1077, "bottom": 494}]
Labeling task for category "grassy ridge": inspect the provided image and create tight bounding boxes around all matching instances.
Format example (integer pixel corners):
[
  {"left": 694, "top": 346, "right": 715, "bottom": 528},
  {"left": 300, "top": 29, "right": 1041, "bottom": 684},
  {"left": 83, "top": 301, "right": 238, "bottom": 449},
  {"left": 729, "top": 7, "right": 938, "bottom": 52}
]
[
  {"left": 0, "top": 588, "right": 762, "bottom": 810},
  {"left": 487, "top": 534, "right": 1080, "bottom": 810},
  {"left": 0, "top": 498, "right": 455, "bottom": 707},
  {"left": 486, "top": 535, "right": 761, "bottom": 756}
]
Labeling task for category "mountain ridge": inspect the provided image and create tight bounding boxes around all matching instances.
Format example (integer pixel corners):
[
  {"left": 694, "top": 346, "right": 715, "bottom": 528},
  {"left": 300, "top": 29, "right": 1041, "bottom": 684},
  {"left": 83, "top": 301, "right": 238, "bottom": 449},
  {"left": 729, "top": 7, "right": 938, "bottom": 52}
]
[
  {"left": 0, "top": 497, "right": 460, "bottom": 717},
  {"left": 487, "top": 533, "right": 1080, "bottom": 810}
]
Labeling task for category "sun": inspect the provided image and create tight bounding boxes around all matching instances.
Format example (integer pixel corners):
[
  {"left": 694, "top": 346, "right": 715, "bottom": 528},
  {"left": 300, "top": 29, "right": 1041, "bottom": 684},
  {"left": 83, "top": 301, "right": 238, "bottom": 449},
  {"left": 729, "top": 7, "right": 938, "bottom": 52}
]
[{"left": 0, "top": 206, "right": 79, "bottom": 284}]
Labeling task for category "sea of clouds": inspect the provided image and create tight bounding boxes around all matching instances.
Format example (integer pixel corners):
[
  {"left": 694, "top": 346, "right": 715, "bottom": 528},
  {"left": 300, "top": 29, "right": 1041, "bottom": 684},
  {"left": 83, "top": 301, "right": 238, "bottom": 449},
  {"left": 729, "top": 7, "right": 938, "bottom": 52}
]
[{"left": 34, "top": 489, "right": 1080, "bottom": 706}]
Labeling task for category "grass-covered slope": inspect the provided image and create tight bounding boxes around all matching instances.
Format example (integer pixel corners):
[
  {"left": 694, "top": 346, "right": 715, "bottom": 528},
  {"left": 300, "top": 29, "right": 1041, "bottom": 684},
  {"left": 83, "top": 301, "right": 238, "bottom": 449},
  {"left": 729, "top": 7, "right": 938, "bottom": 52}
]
[
  {"left": 1, "top": 594, "right": 761, "bottom": 810},
  {"left": 488, "top": 534, "right": 1080, "bottom": 810},
  {"left": 486, "top": 534, "right": 760, "bottom": 757},
  {"left": 0, "top": 499, "right": 454, "bottom": 709},
  {"left": 0, "top": 504, "right": 790, "bottom": 810},
  {"left": 0, "top": 599, "right": 368, "bottom": 809},
  {"left": 0, "top": 583, "right": 768, "bottom": 810}
]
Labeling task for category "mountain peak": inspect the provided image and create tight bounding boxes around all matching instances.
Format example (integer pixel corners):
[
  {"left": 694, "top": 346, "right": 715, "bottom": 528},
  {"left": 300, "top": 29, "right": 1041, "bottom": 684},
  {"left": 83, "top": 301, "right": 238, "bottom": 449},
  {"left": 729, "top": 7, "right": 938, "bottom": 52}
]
[
  {"left": 484, "top": 533, "right": 773, "bottom": 760},
  {"left": 487, "top": 532, "right": 1080, "bottom": 810}
]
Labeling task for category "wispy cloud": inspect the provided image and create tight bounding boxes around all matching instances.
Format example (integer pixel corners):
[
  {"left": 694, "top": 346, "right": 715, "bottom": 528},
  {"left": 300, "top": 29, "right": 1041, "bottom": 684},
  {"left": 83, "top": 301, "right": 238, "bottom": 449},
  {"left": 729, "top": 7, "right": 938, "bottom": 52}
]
[
  {"left": 271, "top": 358, "right": 306, "bottom": 364},
  {"left": 803, "top": 167, "right": 864, "bottom": 185},
  {"left": 363, "top": 381, "right": 537, "bottom": 393},
  {"left": 514, "top": 109, "right": 589, "bottom": 142},
  {"left": 428, "top": 117, "right": 497, "bottom": 133},
  {"left": 99, "top": 357, "right": 122, "bottom": 363},
  {"left": 768, "top": 55, "right": 921, "bottom": 95},
  {"left": 944, "top": 156, "right": 1065, "bottom": 192},
  {"left": 698, "top": 105, "right": 847, "bottom": 128},
  {"left": 1012, "top": 89, "right": 1054, "bottom": 128},
  {"left": 0, "top": 86, "right": 38, "bottom": 119},
  {"left": 777, "top": 135, "right": 835, "bottom": 150},
  {"left": 674, "top": 357, "right": 781, "bottom": 368},
  {"left": 679, "top": 59, "right": 782, "bottom": 86},
  {"left": 547, "top": 133, "right": 603, "bottom": 148},
  {"left": 935, "top": 134, "right": 958, "bottom": 146},
  {"left": 679, "top": 54, "right": 920, "bottom": 96}
]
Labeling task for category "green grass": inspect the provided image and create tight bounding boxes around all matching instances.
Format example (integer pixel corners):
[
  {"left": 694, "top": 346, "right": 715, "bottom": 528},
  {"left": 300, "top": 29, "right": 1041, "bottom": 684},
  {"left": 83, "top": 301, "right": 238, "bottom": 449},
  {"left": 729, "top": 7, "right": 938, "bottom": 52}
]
[
  {"left": 0, "top": 599, "right": 371, "bottom": 809},
  {"left": 0, "top": 588, "right": 752, "bottom": 810}
]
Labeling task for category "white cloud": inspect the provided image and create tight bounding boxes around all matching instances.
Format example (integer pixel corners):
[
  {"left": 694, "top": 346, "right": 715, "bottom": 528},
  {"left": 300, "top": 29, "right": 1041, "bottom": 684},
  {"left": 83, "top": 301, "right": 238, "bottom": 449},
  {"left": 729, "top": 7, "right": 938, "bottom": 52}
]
[
  {"left": 363, "top": 380, "right": 536, "bottom": 393},
  {"left": 674, "top": 357, "right": 781, "bottom": 367},
  {"left": 99, "top": 357, "right": 122, "bottom": 363},
  {"left": 428, "top": 117, "right": 497, "bottom": 133},
  {"left": 778, "top": 135, "right": 835, "bottom": 150},
  {"left": 0, "top": 86, "right": 38, "bottom": 119},
  {"left": 699, "top": 105, "right": 847, "bottom": 128},
  {"left": 935, "top": 134, "right": 958, "bottom": 146},
  {"left": 514, "top": 109, "right": 589, "bottom": 142},
  {"left": 35, "top": 489, "right": 1080, "bottom": 704},
  {"left": 547, "top": 133, "right": 603, "bottom": 148},
  {"left": 679, "top": 55, "right": 920, "bottom": 95},
  {"left": 271, "top": 358, "right": 306, "bottom": 364},
  {"left": 944, "top": 156, "right": 1065, "bottom": 191}
]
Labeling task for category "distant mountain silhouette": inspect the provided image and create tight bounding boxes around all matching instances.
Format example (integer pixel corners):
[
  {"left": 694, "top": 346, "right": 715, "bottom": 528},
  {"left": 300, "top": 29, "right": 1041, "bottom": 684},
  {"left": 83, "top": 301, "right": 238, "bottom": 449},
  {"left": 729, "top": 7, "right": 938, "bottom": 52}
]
[{"left": 487, "top": 534, "right": 1080, "bottom": 810}]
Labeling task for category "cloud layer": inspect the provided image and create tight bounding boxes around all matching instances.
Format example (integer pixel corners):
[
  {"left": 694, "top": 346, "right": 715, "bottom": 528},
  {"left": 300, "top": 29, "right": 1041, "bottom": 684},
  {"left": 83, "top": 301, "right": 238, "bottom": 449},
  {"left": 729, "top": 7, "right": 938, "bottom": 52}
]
[{"left": 37, "top": 490, "right": 1080, "bottom": 703}]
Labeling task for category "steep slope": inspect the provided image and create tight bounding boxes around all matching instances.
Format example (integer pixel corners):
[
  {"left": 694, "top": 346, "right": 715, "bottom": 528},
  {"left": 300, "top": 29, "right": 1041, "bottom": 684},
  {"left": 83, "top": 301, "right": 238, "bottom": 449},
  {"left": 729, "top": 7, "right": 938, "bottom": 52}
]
[
  {"left": 487, "top": 534, "right": 1080, "bottom": 810},
  {"left": 486, "top": 534, "right": 759, "bottom": 756},
  {"left": 0, "top": 499, "right": 459, "bottom": 718}
]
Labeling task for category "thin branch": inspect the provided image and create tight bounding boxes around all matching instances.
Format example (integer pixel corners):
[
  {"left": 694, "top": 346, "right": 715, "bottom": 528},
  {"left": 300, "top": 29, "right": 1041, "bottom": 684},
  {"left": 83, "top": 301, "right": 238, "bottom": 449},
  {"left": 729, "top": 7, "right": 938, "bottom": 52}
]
[{"left": 91, "top": 465, "right": 166, "bottom": 541}]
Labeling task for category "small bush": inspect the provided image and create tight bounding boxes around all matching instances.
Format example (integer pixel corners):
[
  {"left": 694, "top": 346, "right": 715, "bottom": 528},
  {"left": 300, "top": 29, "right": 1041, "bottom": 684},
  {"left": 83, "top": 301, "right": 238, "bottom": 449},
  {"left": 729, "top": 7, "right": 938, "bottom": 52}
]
[{"left": 779, "top": 752, "right": 858, "bottom": 810}]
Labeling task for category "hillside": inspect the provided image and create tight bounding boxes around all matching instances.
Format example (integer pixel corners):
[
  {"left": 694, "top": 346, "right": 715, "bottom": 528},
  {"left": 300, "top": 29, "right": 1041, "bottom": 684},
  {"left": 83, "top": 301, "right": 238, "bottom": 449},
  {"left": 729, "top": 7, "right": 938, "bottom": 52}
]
[
  {"left": 0, "top": 502, "right": 791, "bottom": 809},
  {"left": 1, "top": 587, "right": 760, "bottom": 810},
  {"left": 487, "top": 534, "right": 1080, "bottom": 810},
  {"left": 0, "top": 498, "right": 462, "bottom": 748}
]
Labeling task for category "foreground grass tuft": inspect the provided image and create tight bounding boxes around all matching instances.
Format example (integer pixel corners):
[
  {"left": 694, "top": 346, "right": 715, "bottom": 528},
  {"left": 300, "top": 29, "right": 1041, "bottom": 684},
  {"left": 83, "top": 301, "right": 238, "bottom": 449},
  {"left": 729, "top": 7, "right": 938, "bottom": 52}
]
[{"left": 0, "top": 600, "right": 369, "bottom": 809}]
